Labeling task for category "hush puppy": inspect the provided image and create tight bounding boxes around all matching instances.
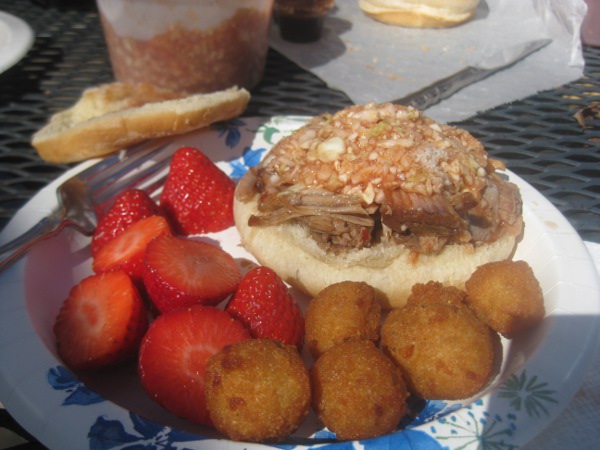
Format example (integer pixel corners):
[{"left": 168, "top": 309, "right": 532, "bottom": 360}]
[
  {"left": 407, "top": 281, "right": 467, "bottom": 308},
  {"left": 305, "top": 281, "right": 381, "bottom": 358},
  {"left": 465, "top": 260, "right": 545, "bottom": 338},
  {"left": 381, "top": 303, "right": 498, "bottom": 400},
  {"left": 310, "top": 340, "right": 408, "bottom": 440},
  {"left": 204, "top": 339, "right": 310, "bottom": 442}
]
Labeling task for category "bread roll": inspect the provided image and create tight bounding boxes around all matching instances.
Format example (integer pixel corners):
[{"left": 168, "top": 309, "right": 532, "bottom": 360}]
[
  {"left": 234, "top": 190, "right": 517, "bottom": 309},
  {"left": 359, "top": 0, "right": 480, "bottom": 28},
  {"left": 32, "top": 83, "right": 250, "bottom": 163}
]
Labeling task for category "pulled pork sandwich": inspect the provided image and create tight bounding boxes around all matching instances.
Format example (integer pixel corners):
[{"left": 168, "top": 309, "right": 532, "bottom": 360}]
[{"left": 234, "top": 103, "right": 523, "bottom": 308}]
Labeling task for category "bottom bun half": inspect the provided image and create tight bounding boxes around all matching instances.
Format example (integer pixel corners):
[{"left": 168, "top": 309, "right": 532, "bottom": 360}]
[{"left": 234, "top": 193, "right": 519, "bottom": 309}]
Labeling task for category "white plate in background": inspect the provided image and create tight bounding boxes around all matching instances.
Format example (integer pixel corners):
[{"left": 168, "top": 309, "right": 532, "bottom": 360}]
[{"left": 0, "top": 11, "right": 34, "bottom": 74}]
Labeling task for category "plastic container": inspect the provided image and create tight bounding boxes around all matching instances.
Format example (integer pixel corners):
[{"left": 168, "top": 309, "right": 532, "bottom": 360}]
[
  {"left": 582, "top": 0, "right": 600, "bottom": 47},
  {"left": 96, "top": 0, "right": 274, "bottom": 93}
]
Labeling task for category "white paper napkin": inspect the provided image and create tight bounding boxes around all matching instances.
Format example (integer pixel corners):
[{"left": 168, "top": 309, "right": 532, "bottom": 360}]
[{"left": 269, "top": 0, "right": 587, "bottom": 123}]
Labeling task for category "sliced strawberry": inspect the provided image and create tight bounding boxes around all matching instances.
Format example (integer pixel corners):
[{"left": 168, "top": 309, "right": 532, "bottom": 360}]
[
  {"left": 143, "top": 235, "right": 242, "bottom": 314},
  {"left": 160, "top": 146, "right": 235, "bottom": 235},
  {"left": 226, "top": 266, "right": 304, "bottom": 348},
  {"left": 92, "top": 189, "right": 163, "bottom": 256},
  {"left": 138, "top": 305, "right": 250, "bottom": 426},
  {"left": 93, "top": 215, "right": 171, "bottom": 281},
  {"left": 54, "top": 270, "right": 148, "bottom": 371}
]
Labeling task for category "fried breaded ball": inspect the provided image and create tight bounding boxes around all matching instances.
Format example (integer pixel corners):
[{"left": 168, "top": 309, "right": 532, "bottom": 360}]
[
  {"left": 407, "top": 281, "right": 467, "bottom": 308},
  {"left": 204, "top": 339, "right": 310, "bottom": 442},
  {"left": 310, "top": 340, "right": 408, "bottom": 440},
  {"left": 381, "top": 303, "right": 498, "bottom": 400},
  {"left": 465, "top": 260, "right": 545, "bottom": 338},
  {"left": 305, "top": 281, "right": 381, "bottom": 358}
]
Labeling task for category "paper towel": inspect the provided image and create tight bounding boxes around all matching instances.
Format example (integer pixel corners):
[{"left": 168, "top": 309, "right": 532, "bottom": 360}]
[{"left": 270, "top": 0, "right": 587, "bottom": 123}]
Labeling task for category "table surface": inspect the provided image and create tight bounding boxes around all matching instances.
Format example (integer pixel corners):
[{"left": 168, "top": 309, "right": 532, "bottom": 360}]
[{"left": 0, "top": 1, "right": 599, "bottom": 449}]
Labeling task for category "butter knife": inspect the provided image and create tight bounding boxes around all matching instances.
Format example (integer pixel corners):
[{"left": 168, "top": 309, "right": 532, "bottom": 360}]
[{"left": 394, "top": 38, "right": 552, "bottom": 110}]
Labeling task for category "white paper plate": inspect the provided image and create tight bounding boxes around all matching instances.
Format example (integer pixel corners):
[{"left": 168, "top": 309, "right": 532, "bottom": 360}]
[
  {"left": 0, "top": 11, "right": 34, "bottom": 74},
  {"left": 1, "top": 117, "right": 599, "bottom": 450}
]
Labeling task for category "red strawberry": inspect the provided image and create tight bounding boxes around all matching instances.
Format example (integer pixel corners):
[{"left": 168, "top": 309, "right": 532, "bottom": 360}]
[
  {"left": 54, "top": 271, "right": 148, "bottom": 371},
  {"left": 138, "top": 305, "right": 250, "bottom": 426},
  {"left": 226, "top": 266, "right": 304, "bottom": 348},
  {"left": 160, "top": 147, "right": 235, "bottom": 235},
  {"left": 143, "top": 235, "right": 242, "bottom": 314},
  {"left": 93, "top": 215, "right": 171, "bottom": 281},
  {"left": 92, "top": 189, "right": 162, "bottom": 256}
]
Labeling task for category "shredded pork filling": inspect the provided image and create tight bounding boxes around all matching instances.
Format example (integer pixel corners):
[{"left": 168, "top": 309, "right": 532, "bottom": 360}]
[{"left": 244, "top": 103, "right": 522, "bottom": 255}]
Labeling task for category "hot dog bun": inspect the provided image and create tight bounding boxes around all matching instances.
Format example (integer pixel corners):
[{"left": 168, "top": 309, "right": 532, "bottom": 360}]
[
  {"left": 359, "top": 0, "right": 480, "bottom": 28},
  {"left": 32, "top": 83, "right": 250, "bottom": 163}
]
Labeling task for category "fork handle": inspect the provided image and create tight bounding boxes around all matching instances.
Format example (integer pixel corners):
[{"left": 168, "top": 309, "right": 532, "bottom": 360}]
[{"left": 0, "top": 214, "right": 69, "bottom": 271}]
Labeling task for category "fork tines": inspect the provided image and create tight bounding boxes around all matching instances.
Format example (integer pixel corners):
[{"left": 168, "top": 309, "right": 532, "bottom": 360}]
[{"left": 78, "top": 137, "right": 177, "bottom": 214}]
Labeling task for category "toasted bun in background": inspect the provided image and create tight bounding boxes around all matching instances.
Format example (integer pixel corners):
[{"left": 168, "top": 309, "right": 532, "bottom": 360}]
[
  {"left": 234, "top": 189, "right": 518, "bottom": 309},
  {"left": 359, "top": 0, "right": 480, "bottom": 28},
  {"left": 32, "top": 83, "right": 250, "bottom": 163}
]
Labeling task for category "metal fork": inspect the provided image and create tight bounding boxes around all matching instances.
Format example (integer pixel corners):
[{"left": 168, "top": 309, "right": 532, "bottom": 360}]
[{"left": 0, "top": 137, "right": 177, "bottom": 270}]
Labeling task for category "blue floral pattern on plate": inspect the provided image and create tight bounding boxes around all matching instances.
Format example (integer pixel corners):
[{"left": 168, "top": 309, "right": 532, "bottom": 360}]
[
  {"left": 48, "top": 365, "right": 105, "bottom": 406},
  {"left": 48, "top": 360, "right": 558, "bottom": 450},
  {"left": 89, "top": 413, "right": 205, "bottom": 450}
]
